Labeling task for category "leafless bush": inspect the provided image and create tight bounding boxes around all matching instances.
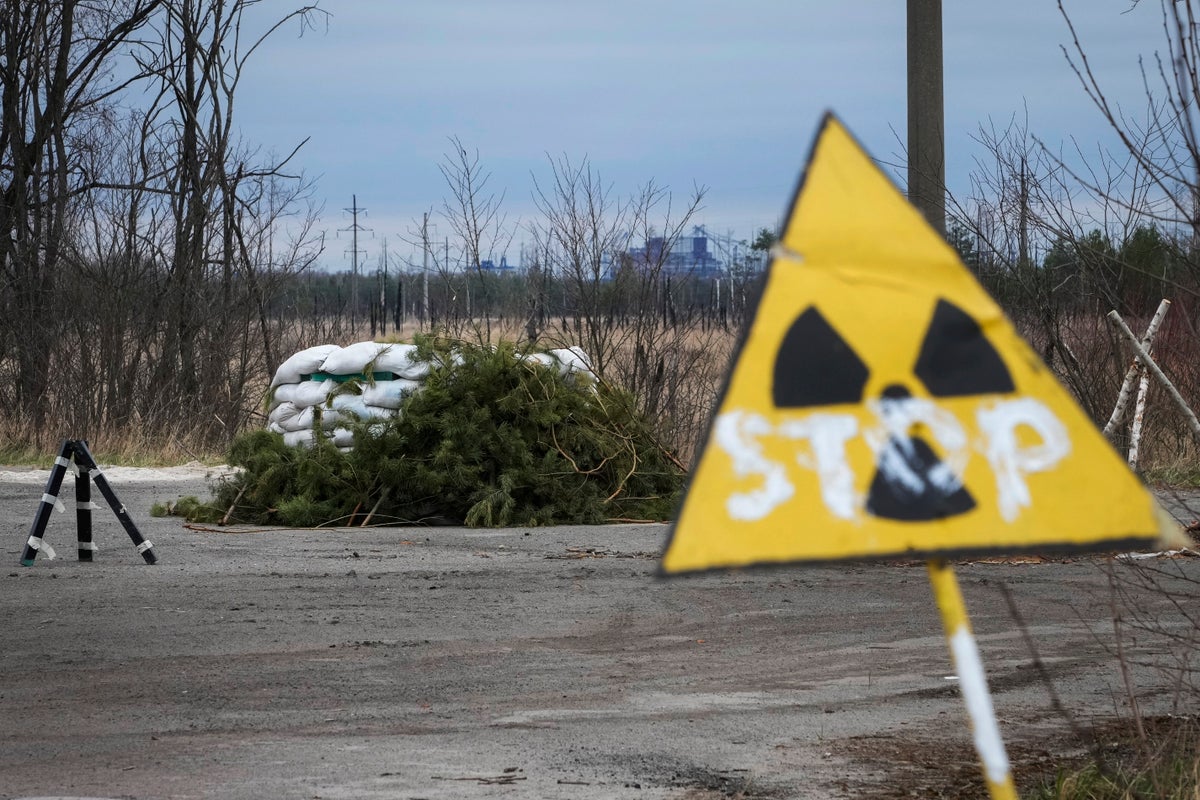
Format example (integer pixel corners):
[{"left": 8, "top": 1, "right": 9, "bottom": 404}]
[{"left": 523, "top": 154, "right": 734, "bottom": 462}]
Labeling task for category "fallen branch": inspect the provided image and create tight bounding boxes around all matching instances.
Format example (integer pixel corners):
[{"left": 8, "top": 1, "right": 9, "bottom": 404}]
[
  {"left": 361, "top": 488, "right": 389, "bottom": 527},
  {"left": 1128, "top": 360, "right": 1152, "bottom": 469},
  {"left": 220, "top": 485, "right": 248, "bottom": 526},
  {"left": 432, "top": 774, "right": 527, "bottom": 785}
]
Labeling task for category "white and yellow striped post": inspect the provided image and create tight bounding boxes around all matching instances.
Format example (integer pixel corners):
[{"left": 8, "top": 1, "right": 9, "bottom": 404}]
[{"left": 927, "top": 558, "right": 1018, "bottom": 800}]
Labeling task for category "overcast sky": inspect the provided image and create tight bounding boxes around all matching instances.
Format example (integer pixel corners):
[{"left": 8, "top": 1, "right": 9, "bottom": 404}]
[{"left": 232, "top": 1, "right": 1170, "bottom": 270}]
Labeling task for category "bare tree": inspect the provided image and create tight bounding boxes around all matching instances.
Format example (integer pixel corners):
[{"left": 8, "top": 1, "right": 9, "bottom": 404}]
[
  {"left": 943, "top": 3, "right": 1200, "bottom": 466},
  {"left": 0, "top": 0, "right": 164, "bottom": 425},
  {"left": 528, "top": 155, "right": 722, "bottom": 462},
  {"left": 128, "top": 1, "right": 325, "bottom": 436},
  {"left": 1060, "top": 0, "right": 1200, "bottom": 245},
  {"left": 437, "top": 137, "right": 515, "bottom": 342}
]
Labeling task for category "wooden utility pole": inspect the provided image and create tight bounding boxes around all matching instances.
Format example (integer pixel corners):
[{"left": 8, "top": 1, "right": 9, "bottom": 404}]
[{"left": 907, "top": 0, "right": 946, "bottom": 237}]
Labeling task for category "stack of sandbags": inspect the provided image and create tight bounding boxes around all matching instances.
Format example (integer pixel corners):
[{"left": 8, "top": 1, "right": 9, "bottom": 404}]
[
  {"left": 267, "top": 341, "right": 595, "bottom": 449},
  {"left": 268, "top": 342, "right": 427, "bottom": 449}
]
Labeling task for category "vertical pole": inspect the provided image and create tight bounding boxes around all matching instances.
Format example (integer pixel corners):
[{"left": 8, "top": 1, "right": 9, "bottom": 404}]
[
  {"left": 72, "top": 440, "right": 157, "bottom": 565},
  {"left": 422, "top": 212, "right": 430, "bottom": 327},
  {"left": 396, "top": 272, "right": 404, "bottom": 330},
  {"left": 77, "top": 465, "right": 94, "bottom": 561},
  {"left": 341, "top": 196, "right": 371, "bottom": 335},
  {"left": 380, "top": 239, "right": 388, "bottom": 337},
  {"left": 1128, "top": 365, "right": 1152, "bottom": 469},
  {"left": 927, "top": 559, "right": 1018, "bottom": 800},
  {"left": 351, "top": 194, "right": 359, "bottom": 334},
  {"left": 20, "top": 440, "right": 74, "bottom": 566},
  {"left": 907, "top": 0, "right": 946, "bottom": 236}
]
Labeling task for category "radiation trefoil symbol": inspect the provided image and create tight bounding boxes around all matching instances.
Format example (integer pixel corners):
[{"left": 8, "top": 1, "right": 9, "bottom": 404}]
[
  {"left": 775, "top": 298, "right": 1013, "bottom": 523},
  {"left": 715, "top": 296, "right": 1070, "bottom": 530}
]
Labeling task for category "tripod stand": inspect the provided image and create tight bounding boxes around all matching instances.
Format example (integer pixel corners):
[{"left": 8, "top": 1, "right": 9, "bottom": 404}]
[{"left": 19, "top": 439, "right": 157, "bottom": 566}]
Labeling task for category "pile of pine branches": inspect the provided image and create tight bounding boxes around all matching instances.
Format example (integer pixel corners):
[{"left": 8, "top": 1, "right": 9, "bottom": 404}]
[{"left": 183, "top": 336, "right": 686, "bottom": 527}]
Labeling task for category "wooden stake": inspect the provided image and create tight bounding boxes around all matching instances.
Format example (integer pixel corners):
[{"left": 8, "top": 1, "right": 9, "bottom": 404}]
[
  {"left": 1128, "top": 366, "right": 1151, "bottom": 469},
  {"left": 927, "top": 559, "right": 1019, "bottom": 800}
]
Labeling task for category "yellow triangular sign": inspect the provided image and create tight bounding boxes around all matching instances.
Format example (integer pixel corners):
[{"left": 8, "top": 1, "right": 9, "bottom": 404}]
[{"left": 662, "top": 114, "right": 1175, "bottom": 574}]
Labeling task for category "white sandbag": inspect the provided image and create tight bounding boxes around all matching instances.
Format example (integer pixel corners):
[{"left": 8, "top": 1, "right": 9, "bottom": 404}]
[
  {"left": 270, "top": 344, "right": 339, "bottom": 388},
  {"left": 274, "top": 405, "right": 320, "bottom": 432},
  {"left": 291, "top": 380, "right": 337, "bottom": 409},
  {"left": 274, "top": 404, "right": 346, "bottom": 433},
  {"left": 268, "top": 401, "right": 306, "bottom": 430},
  {"left": 270, "top": 383, "right": 297, "bottom": 410},
  {"left": 274, "top": 398, "right": 391, "bottom": 434},
  {"left": 372, "top": 343, "right": 432, "bottom": 380},
  {"left": 523, "top": 352, "right": 557, "bottom": 369},
  {"left": 283, "top": 429, "right": 317, "bottom": 448},
  {"left": 282, "top": 423, "right": 352, "bottom": 447},
  {"left": 320, "top": 341, "right": 432, "bottom": 380},
  {"left": 361, "top": 378, "right": 423, "bottom": 409},
  {"left": 330, "top": 427, "right": 356, "bottom": 448},
  {"left": 329, "top": 394, "right": 395, "bottom": 420},
  {"left": 320, "top": 341, "right": 388, "bottom": 376},
  {"left": 315, "top": 408, "right": 351, "bottom": 430},
  {"left": 550, "top": 346, "right": 595, "bottom": 379},
  {"left": 329, "top": 393, "right": 365, "bottom": 412}
]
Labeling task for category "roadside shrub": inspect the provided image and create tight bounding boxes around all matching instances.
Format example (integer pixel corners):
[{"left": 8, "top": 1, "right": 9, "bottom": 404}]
[{"left": 190, "top": 335, "right": 685, "bottom": 527}]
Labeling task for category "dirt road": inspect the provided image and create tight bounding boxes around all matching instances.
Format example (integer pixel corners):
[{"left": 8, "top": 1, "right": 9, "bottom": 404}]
[{"left": 1, "top": 466, "right": 1197, "bottom": 799}]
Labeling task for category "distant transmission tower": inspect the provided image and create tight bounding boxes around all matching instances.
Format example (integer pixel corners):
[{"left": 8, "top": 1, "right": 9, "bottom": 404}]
[{"left": 340, "top": 195, "right": 372, "bottom": 333}]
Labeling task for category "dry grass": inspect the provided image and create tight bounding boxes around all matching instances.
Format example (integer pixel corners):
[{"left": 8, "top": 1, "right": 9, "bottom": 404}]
[
  {"left": 0, "top": 414, "right": 228, "bottom": 466},
  {"left": 1028, "top": 715, "right": 1200, "bottom": 800},
  {"left": 3, "top": 303, "right": 1199, "bottom": 475}
]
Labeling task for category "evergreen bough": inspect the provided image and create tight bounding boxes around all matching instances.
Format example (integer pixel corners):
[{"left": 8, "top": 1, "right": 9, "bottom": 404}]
[{"left": 195, "top": 336, "right": 685, "bottom": 527}]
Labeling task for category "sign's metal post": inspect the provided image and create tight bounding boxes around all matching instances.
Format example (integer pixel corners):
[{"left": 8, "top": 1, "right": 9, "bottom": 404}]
[{"left": 927, "top": 559, "right": 1018, "bottom": 800}]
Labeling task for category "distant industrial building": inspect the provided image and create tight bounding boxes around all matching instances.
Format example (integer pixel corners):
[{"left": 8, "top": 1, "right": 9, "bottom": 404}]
[
  {"left": 624, "top": 226, "right": 759, "bottom": 278},
  {"left": 476, "top": 255, "right": 515, "bottom": 272},
  {"left": 510, "top": 226, "right": 766, "bottom": 278}
]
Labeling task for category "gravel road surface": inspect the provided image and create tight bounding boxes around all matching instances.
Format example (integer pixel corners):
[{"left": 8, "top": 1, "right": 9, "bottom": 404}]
[{"left": 1, "top": 466, "right": 1198, "bottom": 799}]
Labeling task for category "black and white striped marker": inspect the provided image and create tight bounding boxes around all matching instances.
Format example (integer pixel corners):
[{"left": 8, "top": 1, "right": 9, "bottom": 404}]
[{"left": 19, "top": 439, "right": 156, "bottom": 566}]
